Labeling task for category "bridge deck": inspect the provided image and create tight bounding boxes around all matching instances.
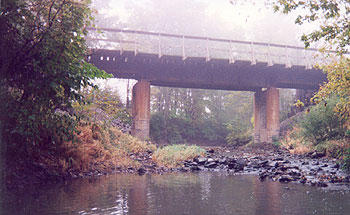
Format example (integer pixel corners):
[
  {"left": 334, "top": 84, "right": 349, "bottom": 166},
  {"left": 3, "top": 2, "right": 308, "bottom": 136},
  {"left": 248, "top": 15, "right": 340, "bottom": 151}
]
[
  {"left": 87, "top": 28, "right": 328, "bottom": 91},
  {"left": 89, "top": 49, "right": 326, "bottom": 91}
]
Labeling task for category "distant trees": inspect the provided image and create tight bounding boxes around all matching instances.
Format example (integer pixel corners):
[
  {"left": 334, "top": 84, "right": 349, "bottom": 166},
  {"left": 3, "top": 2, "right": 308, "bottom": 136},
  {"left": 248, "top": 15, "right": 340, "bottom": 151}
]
[
  {"left": 149, "top": 86, "right": 296, "bottom": 145},
  {"left": 149, "top": 87, "right": 254, "bottom": 145},
  {"left": 73, "top": 86, "right": 131, "bottom": 126},
  {"left": 0, "top": 0, "right": 111, "bottom": 154}
]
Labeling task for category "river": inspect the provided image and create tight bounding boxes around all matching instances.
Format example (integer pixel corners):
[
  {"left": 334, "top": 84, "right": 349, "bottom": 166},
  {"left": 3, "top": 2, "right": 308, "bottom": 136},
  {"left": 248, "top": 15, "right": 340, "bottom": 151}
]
[{"left": 2, "top": 172, "right": 350, "bottom": 215}]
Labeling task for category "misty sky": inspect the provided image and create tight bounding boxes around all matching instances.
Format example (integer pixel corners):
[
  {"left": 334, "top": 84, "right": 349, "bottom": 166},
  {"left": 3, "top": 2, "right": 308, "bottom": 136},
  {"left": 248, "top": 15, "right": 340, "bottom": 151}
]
[{"left": 91, "top": 0, "right": 318, "bottom": 46}]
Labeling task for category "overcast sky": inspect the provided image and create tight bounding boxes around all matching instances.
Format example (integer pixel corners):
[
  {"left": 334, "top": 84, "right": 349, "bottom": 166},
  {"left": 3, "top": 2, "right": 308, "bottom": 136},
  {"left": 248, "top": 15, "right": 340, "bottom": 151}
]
[{"left": 92, "top": 0, "right": 318, "bottom": 45}]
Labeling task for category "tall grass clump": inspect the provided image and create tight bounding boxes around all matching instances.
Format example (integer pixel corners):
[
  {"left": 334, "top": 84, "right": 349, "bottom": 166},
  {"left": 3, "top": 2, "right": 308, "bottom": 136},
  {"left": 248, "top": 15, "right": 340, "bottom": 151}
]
[
  {"left": 58, "top": 123, "right": 156, "bottom": 174},
  {"left": 152, "top": 144, "right": 205, "bottom": 168}
]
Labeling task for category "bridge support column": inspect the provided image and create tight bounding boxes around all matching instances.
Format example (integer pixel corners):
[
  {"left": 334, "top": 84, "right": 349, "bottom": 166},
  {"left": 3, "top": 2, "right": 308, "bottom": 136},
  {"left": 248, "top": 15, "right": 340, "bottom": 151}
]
[
  {"left": 131, "top": 80, "right": 150, "bottom": 141},
  {"left": 254, "top": 88, "right": 280, "bottom": 143},
  {"left": 266, "top": 88, "right": 280, "bottom": 142}
]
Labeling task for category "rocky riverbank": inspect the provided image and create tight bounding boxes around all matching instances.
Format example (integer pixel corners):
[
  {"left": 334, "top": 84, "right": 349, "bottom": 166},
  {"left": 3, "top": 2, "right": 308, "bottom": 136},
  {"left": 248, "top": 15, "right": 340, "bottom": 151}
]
[
  {"left": 6, "top": 143, "right": 350, "bottom": 191},
  {"left": 128, "top": 143, "right": 350, "bottom": 191},
  {"left": 186, "top": 147, "right": 349, "bottom": 190}
]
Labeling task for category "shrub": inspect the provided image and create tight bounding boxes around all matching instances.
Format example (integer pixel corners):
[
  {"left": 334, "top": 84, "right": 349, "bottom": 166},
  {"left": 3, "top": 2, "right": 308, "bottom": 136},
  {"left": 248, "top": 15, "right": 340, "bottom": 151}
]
[
  {"left": 150, "top": 113, "right": 166, "bottom": 142},
  {"left": 152, "top": 144, "right": 205, "bottom": 168},
  {"left": 225, "top": 121, "right": 252, "bottom": 146},
  {"left": 299, "top": 96, "right": 347, "bottom": 145},
  {"left": 1, "top": 0, "right": 111, "bottom": 157}
]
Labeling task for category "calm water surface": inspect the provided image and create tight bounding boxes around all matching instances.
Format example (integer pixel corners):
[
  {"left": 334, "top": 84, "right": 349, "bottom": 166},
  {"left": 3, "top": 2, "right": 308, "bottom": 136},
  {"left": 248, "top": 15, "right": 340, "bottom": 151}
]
[{"left": 2, "top": 172, "right": 350, "bottom": 215}]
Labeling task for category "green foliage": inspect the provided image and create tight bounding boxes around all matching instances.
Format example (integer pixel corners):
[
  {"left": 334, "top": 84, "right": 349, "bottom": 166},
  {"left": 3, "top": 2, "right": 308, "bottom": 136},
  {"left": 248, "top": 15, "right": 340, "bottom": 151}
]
[
  {"left": 150, "top": 113, "right": 199, "bottom": 144},
  {"left": 275, "top": 0, "right": 350, "bottom": 119},
  {"left": 150, "top": 87, "right": 253, "bottom": 145},
  {"left": 152, "top": 144, "right": 205, "bottom": 167},
  {"left": 299, "top": 96, "right": 347, "bottom": 145},
  {"left": 272, "top": 136, "right": 281, "bottom": 147},
  {"left": 275, "top": 0, "right": 350, "bottom": 168},
  {"left": 279, "top": 89, "right": 297, "bottom": 122},
  {"left": 74, "top": 87, "right": 131, "bottom": 124},
  {"left": 149, "top": 113, "right": 166, "bottom": 142},
  {"left": 225, "top": 122, "right": 252, "bottom": 146},
  {"left": 0, "top": 0, "right": 111, "bottom": 154},
  {"left": 275, "top": 1, "right": 350, "bottom": 120},
  {"left": 342, "top": 148, "right": 350, "bottom": 170},
  {"left": 150, "top": 113, "right": 231, "bottom": 145},
  {"left": 274, "top": 0, "right": 350, "bottom": 53},
  {"left": 313, "top": 57, "right": 350, "bottom": 119}
]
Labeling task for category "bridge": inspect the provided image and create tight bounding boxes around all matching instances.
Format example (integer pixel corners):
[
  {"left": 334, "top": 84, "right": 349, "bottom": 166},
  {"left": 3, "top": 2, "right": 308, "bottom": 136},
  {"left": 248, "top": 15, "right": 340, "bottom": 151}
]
[{"left": 86, "top": 27, "right": 328, "bottom": 143}]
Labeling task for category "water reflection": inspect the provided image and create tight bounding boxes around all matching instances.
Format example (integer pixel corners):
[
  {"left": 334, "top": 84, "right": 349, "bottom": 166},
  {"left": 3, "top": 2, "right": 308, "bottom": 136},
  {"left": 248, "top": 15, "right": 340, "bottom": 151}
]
[
  {"left": 253, "top": 177, "right": 282, "bottom": 215},
  {"left": 2, "top": 172, "right": 350, "bottom": 215}
]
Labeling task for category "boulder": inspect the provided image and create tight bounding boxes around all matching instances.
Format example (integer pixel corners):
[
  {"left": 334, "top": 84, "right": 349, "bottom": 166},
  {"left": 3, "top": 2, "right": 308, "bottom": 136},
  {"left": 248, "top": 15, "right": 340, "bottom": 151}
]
[
  {"left": 279, "top": 175, "right": 293, "bottom": 183},
  {"left": 194, "top": 157, "right": 207, "bottom": 164},
  {"left": 205, "top": 162, "right": 218, "bottom": 169}
]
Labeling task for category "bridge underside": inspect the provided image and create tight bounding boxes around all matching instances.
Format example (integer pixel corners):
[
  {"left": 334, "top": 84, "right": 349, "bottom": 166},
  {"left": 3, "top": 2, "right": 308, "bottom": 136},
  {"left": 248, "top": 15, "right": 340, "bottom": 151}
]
[
  {"left": 89, "top": 49, "right": 326, "bottom": 91},
  {"left": 89, "top": 49, "right": 326, "bottom": 143}
]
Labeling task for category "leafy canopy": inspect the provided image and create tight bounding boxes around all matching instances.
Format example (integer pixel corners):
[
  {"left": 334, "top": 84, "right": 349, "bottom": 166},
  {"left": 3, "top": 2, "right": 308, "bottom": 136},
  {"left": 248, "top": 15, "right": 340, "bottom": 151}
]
[
  {"left": 0, "top": 0, "right": 111, "bottom": 149},
  {"left": 274, "top": 0, "right": 350, "bottom": 53},
  {"left": 274, "top": 0, "right": 350, "bottom": 119}
]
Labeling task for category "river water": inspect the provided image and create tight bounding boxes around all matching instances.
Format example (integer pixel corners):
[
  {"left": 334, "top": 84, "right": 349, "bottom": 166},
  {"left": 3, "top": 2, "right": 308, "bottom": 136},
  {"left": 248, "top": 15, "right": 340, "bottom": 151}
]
[{"left": 2, "top": 172, "right": 350, "bottom": 215}]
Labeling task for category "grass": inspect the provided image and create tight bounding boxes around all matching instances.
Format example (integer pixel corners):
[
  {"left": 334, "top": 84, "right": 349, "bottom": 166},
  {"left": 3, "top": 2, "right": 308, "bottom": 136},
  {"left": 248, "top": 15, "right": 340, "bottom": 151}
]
[
  {"left": 281, "top": 126, "right": 350, "bottom": 158},
  {"left": 31, "top": 121, "right": 206, "bottom": 176},
  {"left": 280, "top": 126, "right": 313, "bottom": 154},
  {"left": 58, "top": 123, "right": 156, "bottom": 174},
  {"left": 9, "top": 120, "right": 207, "bottom": 178},
  {"left": 152, "top": 144, "right": 206, "bottom": 168}
]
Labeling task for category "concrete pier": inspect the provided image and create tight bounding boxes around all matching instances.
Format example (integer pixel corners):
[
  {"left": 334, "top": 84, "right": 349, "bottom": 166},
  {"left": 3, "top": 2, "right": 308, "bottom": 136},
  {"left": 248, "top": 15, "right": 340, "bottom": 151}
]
[
  {"left": 131, "top": 80, "right": 151, "bottom": 140},
  {"left": 254, "top": 88, "right": 280, "bottom": 143}
]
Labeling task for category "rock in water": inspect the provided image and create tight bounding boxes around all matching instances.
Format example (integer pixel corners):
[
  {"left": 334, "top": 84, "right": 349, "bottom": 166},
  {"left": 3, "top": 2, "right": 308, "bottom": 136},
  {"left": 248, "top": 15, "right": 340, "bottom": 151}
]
[
  {"left": 137, "top": 167, "right": 146, "bottom": 175},
  {"left": 279, "top": 175, "right": 292, "bottom": 183},
  {"left": 194, "top": 157, "right": 208, "bottom": 165}
]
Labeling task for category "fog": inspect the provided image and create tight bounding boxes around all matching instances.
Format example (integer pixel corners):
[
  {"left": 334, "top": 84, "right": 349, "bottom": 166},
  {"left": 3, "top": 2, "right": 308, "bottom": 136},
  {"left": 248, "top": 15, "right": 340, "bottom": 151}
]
[{"left": 91, "top": 0, "right": 318, "bottom": 46}]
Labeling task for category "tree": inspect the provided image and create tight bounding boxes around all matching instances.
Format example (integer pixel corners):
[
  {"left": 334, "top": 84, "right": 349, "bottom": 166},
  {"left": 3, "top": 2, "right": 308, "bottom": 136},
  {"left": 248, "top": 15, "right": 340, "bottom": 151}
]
[
  {"left": 274, "top": 0, "right": 350, "bottom": 119},
  {"left": 0, "top": 0, "right": 111, "bottom": 154},
  {"left": 73, "top": 86, "right": 131, "bottom": 125},
  {"left": 274, "top": 0, "right": 350, "bottom": 53},
  {"left": 149, "top": 86, "right": 254, "bottom": 145}
]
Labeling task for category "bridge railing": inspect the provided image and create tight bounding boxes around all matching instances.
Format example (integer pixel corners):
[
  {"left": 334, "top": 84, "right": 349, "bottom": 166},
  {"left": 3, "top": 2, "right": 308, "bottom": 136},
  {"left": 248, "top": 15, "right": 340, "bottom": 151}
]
[{"left": 86, "top": 27, "right": 336, "bottom": 69}]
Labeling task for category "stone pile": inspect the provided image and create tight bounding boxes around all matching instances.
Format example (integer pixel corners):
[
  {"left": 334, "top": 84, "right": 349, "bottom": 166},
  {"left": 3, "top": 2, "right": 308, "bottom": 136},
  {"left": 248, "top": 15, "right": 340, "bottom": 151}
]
[
  {"left": 179, "top": 148, "right": 350, "bottom": 190},
  {"left": 73, "top": 145, "right": 350, "bottom": 190},
  {"left": 111, "top": 118, "right": 131, "bottom": 134}
]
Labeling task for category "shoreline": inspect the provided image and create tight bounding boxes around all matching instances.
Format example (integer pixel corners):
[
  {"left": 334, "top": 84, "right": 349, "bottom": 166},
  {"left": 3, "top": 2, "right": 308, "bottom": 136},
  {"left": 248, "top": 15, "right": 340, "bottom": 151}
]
[{"left": 4, "top": 144, "right": 350, "bottom": 191}]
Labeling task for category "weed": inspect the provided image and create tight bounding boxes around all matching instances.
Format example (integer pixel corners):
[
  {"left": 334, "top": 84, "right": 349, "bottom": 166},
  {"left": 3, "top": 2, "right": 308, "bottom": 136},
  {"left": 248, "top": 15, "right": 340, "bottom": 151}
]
[
  {"left": 152, "top": 144, "right": 205, "bottom": 168},
  {"left": 59, "top": 123, "right": 156, "bottom": 174}
]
